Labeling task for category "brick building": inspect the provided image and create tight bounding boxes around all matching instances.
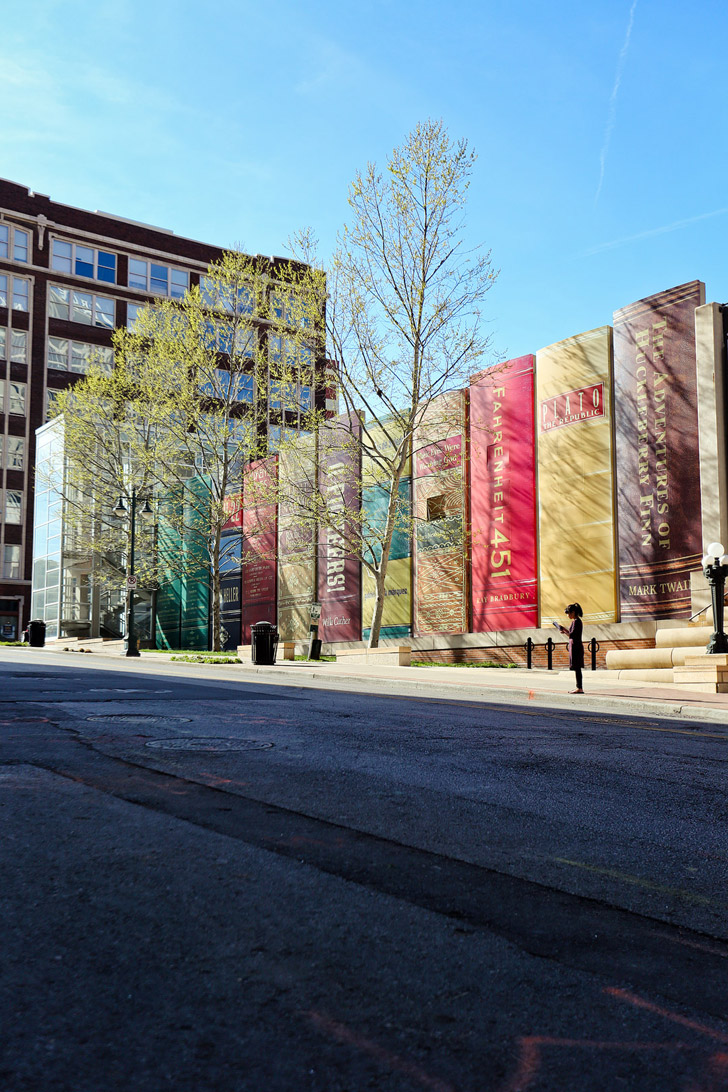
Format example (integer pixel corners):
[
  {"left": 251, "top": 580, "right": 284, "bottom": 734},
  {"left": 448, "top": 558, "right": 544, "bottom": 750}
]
[{"left": 0, "top": 178, "right": 326, "bottom": 640}]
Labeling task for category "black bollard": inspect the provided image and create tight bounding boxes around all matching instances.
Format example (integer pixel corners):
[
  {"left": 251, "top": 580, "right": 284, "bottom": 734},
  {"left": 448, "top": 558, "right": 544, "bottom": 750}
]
[
  {"left": 546, "top": 636, "right": 554, "bottom": 671},
  {"left": 589, "top": 637, "right": 599, "bottom": 671},
  {"left": 525, "top": 637, "right": 534, "bottom": 669}
]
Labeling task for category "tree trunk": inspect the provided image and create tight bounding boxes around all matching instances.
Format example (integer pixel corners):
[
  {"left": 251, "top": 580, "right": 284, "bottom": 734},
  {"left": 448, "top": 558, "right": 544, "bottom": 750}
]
[
  {"left": 211, "top": 529, "right": 222, "bottom": 652},
  {"left": 367, "top": 459, "right": 406, "bottom": 649},
  {"left": 367, "top": 561, "right": 389, "bottom": 649}
]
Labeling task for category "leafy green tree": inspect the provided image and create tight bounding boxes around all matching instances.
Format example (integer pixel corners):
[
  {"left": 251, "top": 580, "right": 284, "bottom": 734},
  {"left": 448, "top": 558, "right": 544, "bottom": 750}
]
[{"left": 51, "top": 249, "right": 311, "bottom": 650}]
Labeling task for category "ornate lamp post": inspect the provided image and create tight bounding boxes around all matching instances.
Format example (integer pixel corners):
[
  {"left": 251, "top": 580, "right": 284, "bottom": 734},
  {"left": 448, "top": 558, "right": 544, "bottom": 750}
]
[
  {"left": 702, "top": 541, "right": 728, "bottom": 654},
  {"left": 113, "top": 490, "right": 153, "bottom": 658}
]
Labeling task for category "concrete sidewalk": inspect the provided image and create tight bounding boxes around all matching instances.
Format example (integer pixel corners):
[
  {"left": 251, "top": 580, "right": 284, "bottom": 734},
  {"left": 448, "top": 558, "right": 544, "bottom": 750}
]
[{"left": 41, "top": 642, "right": 728, "bottom": 724}]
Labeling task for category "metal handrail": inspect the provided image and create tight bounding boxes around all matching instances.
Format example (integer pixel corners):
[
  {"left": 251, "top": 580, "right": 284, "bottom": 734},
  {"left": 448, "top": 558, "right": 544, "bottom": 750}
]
[{"left": 689, "top": 589, "right": 728, "bottom": 623}]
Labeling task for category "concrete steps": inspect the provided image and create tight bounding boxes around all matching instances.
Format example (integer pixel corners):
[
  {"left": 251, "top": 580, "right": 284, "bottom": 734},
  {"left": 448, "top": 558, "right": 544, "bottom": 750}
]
[{"left": 604, "top": 617, "right": 728, "bottom": 689}]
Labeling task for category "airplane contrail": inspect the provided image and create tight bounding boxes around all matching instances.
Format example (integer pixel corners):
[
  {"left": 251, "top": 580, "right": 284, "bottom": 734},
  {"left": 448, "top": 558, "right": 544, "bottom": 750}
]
[
  {"left": 595, "top": 0, "right": 638, "bottom": 205},
  {"left": 584, "top": 207, "right": 728, "bottom": 256}
]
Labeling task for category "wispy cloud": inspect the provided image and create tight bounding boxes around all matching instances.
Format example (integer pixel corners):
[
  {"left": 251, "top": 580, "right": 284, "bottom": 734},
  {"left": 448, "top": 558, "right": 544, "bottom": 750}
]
[
  {"left": 584, "top": 207, "right": 728, "bottom": 255},
  {"left": 595, "top": 0, "right": 638, "bottom": 205}
]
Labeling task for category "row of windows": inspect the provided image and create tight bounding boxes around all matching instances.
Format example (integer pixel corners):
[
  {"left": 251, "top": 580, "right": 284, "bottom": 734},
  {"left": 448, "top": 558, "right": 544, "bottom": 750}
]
[
  {"left": 0, "top": 436, "right": 24, "bottom": 469},
  {"left": 48, "top": 285, "right": 115, "bottom": 328},
  {"left": 202, "top": 321, "right": 256, "bottom": 357},
  {"left": 47, "top": 338, "right": 113, "bottom": 374},
  {"left": 2, "top": 544, "right": 20, "bottom": 580},
  {"left": 50, "top": 239, "right": 190, "bottom": 298},
  {"left": 0, "top": 328, "right": 27, "bottom": 363},
  {"left": 0, "top": 223, "right": 30, "bottom": 263},
  {"left": 199, "top": 277, "right": 312, "bottom": 329},
  {"left": 0, "top": 379, "right": 26, "bottom": 415},
  {"left": 4, "top": 235, "right": 313, "bottom": 333},
  {"left": 129, "top": 259, "right": 188, "bottom": 298},
  {"left": 51, "top": 241, "right": 116, "bottom": 283}
]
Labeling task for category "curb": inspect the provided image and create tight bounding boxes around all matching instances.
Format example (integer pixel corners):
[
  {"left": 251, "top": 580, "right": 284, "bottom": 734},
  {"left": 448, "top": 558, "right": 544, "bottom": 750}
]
[{"left": 36, "top": 647, "right": 728, "bottom": 727}]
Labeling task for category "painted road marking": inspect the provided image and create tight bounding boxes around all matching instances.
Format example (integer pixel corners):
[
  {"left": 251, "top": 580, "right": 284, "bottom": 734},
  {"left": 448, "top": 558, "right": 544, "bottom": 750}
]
[
  {"left": 606, "top": 987, "right": 728, "bottom": 1045},
  {"left": 552, "top": 857, "right": 726, "bottom": 910},
  {"left": 305, "top": 1010, "right": 457, "bottom": 1092}
]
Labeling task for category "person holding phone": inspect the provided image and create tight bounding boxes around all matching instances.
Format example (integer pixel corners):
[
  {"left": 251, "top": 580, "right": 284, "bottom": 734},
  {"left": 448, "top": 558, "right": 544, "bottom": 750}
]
[{"left": 557, "top": 602, "right": 584, "bottom": 693}]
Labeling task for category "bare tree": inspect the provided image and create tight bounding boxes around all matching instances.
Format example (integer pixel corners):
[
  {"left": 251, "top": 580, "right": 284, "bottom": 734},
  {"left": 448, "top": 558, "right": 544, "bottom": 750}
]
[{"left": 278, "top": 119, "right": 498, "bottom": 647}]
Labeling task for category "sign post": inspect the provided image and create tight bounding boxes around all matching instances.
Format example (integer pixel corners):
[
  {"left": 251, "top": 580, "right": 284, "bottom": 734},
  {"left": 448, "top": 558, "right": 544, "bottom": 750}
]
[{"left": 308, "top": 603, "right": 322, "bottom": 661}]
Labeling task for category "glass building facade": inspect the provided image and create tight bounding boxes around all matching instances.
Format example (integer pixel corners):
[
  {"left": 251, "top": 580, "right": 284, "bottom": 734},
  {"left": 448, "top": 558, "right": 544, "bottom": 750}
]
[{"left": 31, "top": 421, "right": 64, "bottom": 638}]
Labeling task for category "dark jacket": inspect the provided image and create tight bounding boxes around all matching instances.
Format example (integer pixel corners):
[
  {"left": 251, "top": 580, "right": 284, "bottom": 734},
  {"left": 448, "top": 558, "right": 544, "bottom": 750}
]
[{"left": 568, "top": 617, "right": 584, "bottom": 670}]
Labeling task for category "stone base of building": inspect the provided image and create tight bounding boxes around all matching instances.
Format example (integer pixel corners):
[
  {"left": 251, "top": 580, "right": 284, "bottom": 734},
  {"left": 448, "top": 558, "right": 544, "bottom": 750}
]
[
  {"left": 328, "top": 619, "right": 660, "bottom": 670},
  {"left": 336, "top": 646, "right": 412, "bottom": 667},
  {"left": 672, "top": 654, "right": 728, "bottom": 693}
]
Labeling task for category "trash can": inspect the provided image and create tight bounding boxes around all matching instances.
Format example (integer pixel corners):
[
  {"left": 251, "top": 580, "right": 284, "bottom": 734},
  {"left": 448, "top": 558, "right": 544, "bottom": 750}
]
[
  {"left": 251, "top": 621, "right": 278, "bottom": 665},
  {"left": 27, "top": 619, "right": 46, "bottom": 648}
]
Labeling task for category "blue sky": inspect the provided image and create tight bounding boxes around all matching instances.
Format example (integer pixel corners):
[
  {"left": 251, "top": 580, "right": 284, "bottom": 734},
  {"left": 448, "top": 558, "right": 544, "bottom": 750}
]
[{"left": 3, "top": 0, "right": 727, "bottom": 361}]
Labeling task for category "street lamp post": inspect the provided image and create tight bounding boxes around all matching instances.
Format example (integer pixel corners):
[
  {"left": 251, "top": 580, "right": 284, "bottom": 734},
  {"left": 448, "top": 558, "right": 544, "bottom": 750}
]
[
  {"left": 113, "top": 490, "right": 153, "bottom": 658},
  {"left": 702, "top": 541, "right": 728, "bottom": 654}
]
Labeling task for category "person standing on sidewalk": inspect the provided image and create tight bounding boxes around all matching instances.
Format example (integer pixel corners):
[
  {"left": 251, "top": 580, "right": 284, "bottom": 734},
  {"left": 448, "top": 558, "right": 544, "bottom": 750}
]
[{"left": 558, "top": 603, "right": 584, "bottom": 693}]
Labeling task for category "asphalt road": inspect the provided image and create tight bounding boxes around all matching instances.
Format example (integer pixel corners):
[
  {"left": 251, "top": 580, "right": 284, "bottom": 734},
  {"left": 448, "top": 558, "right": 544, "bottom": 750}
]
[{"left": 1, "top": 648, "right": 727, "bottom": 1091}]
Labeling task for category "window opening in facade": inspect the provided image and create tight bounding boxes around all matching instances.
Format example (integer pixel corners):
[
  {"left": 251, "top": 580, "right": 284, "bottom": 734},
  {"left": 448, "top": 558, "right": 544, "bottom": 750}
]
[
  {"left": 0, "top": 274, "right": 29, "bottom": 311},
  {"left": 200, "top": 276, "right": 254, "bottom": 315},
  {"left": 0, "top": 223, "right": 30, "bottom": 262},
  {"left": 129, "top": 259, "right": 188, "bottom": 298},
  {"left": 5, "top": 380, "right": 26, "bottom": 415},
  {"left": 48, "top": 285, "right": 115, "bottom": 328},
  {"left": 51, "top": 240, "right": 116, "bottom": 283},
  {"left": 5, "top": 437, "right": 24, "bottom": 470},
  {"left": 47, "top": 338, "right": 113, "bottom": 374},
  {"left": 2, "top": 545, "right": 20, "bottom": 580},
  {"left": 4, "top": 490, "right": 22, "bottom": 524}
]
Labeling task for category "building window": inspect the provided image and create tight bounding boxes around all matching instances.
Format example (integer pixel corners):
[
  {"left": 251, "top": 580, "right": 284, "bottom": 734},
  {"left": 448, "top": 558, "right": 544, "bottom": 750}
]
[
  {"left": 0, "top": 274, "right": 30, "bottom": 311},
  {"left": 129, "top": 259, "right": 188, "bottom": 298},
  {"left": 47, "top": 337, "right": 113, "bottom": 375},
  {"left": 202, "top": 321, "right": 255, "bottom": 357},
  {"left": 0, "top": 327, "right": 29, "bottom": 366},
  {"left": 2, "top": 544, "right": 21, "bottom": 580},
  {"left": 46, "top": 388, "right": 61, "bottom": 420},
  {"left": 200, "top": 369, "right": 254, "bottom": 403},
  {"left": 8, "top": 381, "right": 26, "bottom": 415},
  {"left": 200, "top": 276, "right": 254, "bottom": 315},
  {"left": 10, "top": 330, "right": 27, "bottom": 364},
  {"left": 127, "top": 301, "right": 146, "bottom": 328},
  {"left": 269, "top": 335, "right": 313, "bottom": 370},
  {"left": 270, "top": 286, "right": 311, "bottom": 327},
  {"left": 0, "top": 223, "right": 30, "bottom": 263},
  {"left": 48, "top": 285, "right": 115, "bottom": 328},
  {"left": 6, "top": 437, "right": 25, "bottom": 470},
  {"left": 269, "top": 380, "right": 297, "bottom": 411},
  {"left": 5, "top": 490, "right": 22, "bottom": 524},
  {"left": 268, "top": 425, "right": 299, "bottom": 454},
  {"left": 51, "top": 240, "right": 116, "bottom": 283}
]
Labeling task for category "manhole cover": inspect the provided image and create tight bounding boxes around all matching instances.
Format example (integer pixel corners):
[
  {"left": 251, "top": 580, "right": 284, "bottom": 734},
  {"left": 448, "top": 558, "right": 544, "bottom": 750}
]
[
  {"left": 86, "top": 714, "right": 192, "bottom": 724},
  {"left": 145, "top": 737, "right": 274, "bottom": 752}
]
